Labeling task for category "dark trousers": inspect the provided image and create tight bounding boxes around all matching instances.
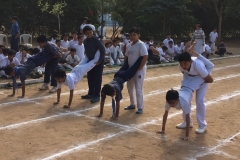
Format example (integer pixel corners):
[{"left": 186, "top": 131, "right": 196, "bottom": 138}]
[
  {"left": 44, "top": 57, "right": 59, "bottom": 87},
  {"left": 87, "top": 60, "right": 104, "bottom": 97},
  {"left": 10, "top": 36, "right": 19, "bottom": 52},
  {"left": 114, "top": 56, "right": 143, "bottom": 82}
]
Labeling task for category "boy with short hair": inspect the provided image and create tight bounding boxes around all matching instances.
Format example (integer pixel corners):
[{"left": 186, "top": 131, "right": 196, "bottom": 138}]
[
  {"left": 60, "top": 33, "right": 69, "bottom": 58},
  {"left": 216, "top": 40, "right": 226, "bottom": 57},
  {"left": 124, "top": 27, "right": 148, "bottom": 114},
  {"left": 157, "top": 45, "right": 214, "bottom": 140},
  {"left": 163, "top": 34, "right": 174, "bottom": 47},
  {"left": 1, "top": 49, "right": 20, "bottom": 67},
  {"left": 166, "top": 41, "right": 175, "bottom": 62},
  {"left": 54, "top": 51, "right": 100, "bottom": 108},
  {"left": 65, "top": 48, "right": 80, "bottom": 68},
  {"left": 98, "top": 56, "right": 143, "bottom": 119},
  {"left": 73, "top": 35, "right": 85, "bottom": 61},
  {"left": 109, "top": 39, "right": 123, "bottom": 66},
  {"left": 15, "top": 45, "right": 32, "bottom": 64},
  {"left": 174, "top": 42, "right": 183, "bottom": 60},
  {"left": 68, "top": 32, "right": 79, "bottom": 49},
  {"left": 79, "top": 17, "right": 88, "bottom": 34}
]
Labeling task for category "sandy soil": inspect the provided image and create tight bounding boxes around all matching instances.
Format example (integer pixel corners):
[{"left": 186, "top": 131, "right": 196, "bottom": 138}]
[{"left": 0, "top": 57, "right": 240, "bottom": 160}]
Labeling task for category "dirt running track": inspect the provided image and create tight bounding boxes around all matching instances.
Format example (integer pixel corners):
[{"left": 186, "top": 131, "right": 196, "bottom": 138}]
[{"left": 0, "top": 58, "right": 240, "bottom": 160}]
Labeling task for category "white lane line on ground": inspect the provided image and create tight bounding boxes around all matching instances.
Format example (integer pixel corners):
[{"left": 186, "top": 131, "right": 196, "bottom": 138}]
[
  {"left": 0, "top": 89, "right": 88, "bottom": 107},
  {"left": 0, "top": 86, "right": 180, "bottom": 131},
  {"left": 39, "top": 90, "right": 240, "bottom": 160},
  {"left": 1, "top": 63, "right": 239, "bottom": 107},
  {"left": 2, "top": 71, "right": 240, "bottom": 131},
  {"left": 145, "top": 64, "right": 240, "bottom": 81},
  {"left": 189, "top": 131, "right": 240, "bottom": 160}
]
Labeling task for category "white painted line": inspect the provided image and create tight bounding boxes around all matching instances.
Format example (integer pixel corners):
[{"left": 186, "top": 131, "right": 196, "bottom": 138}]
[
  {"left": 39, "top": 90, "right": 240, "bottom": 159},
  {"left": 1, "top": 63, "right": 239, "bottom": 107},
  {"left": 1, "top": 71, "right": 239, "bottom": 131},
  {"left": 190, "top": 130, "right": 240, "bottom": 160}
]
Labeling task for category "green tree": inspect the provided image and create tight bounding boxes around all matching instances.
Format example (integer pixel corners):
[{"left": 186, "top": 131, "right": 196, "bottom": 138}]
[{"left": 38, "top": 0, "right": 67, "bottom": 34}]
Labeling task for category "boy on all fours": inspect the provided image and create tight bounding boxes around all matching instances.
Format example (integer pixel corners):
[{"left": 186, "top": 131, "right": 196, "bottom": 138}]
[{"left": 124, "top": 27, "right": 148, "bottom": 114}]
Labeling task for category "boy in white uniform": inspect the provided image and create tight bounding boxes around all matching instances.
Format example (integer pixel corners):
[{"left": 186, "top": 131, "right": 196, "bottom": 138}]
[
  {"left": 166, "top": 41, "right": 175, "bottom": 62},
  {"left": 124, "top": 27, "right": 148, "bottom": 114},
  {"left": 60, "top": 33, "right": 69, "bottom": 58},
  {"left": 15, "top": 46, "right": 32, "bottom": 64},
  {"left": 209, "top": 28, "right": 218, "bottom": 54},
  {"left": 65, "top": 48, "right": 80, "bottom": 68},
  {"left": 68, "top": 32, "right": 79, "bottom": 49},
  {"left": 163, "top": 34, "right": 174, "bottom": 47},
  {"left": 54, "top": 51, "right": 100, "bottom": 108},
  {"left": 73, "top": 35, "right": 85, "bottom": 61},
  {"left": 177, "top": 44, "right": 214, "bottom": 134},
  {"left": 157, "top": 45, "right": 214, "bottom": 140},
  {"left": 109, "top": 39, "right": 123, "bottom": 66}
]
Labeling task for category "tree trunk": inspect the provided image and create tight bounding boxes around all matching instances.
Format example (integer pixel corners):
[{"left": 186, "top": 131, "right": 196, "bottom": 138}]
[
  {"left": 58, "top": 14, "right": 60, "bottom": 34},
  {"left": 213, "top": 0, "right": 223, "bottom": 43}
]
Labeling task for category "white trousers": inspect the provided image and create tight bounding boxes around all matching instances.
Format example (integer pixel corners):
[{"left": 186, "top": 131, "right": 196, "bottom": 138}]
[
  {"left": 196, "top": 83, "right": 208, "bottom": 128},
  {"left": 110, "top": 58, "right": 121, "bottom": 65},
  {"left": 210, "top": 42, "right": 215, "bottom": 53},
  {"left": 127, "top": 68, "right": 146, "bottom": 109}
]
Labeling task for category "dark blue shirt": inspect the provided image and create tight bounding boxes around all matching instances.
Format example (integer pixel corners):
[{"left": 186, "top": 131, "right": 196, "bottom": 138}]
[
  {"left": 15, "top": 60, "right": 36, "bottom": 82},
  {"left": 43, "top": 42, "right": 60, "bottom": 56},
  {"left": 10, "top": 22, "right": 20, "bottom": 36},
  {"left": 84, "top": 36, "right": 105, "bottom": 63},
  {"left": 101, "top": 77, "right": 124, "bottom": 102}
]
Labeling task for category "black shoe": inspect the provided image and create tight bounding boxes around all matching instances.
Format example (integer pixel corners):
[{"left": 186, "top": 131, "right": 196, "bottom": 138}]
[
  {"left": 90, "top": 97, "right": 100, "bottom": 103},
  {"left": 81, "top": 94, "right": 92, "bottom": 99}
]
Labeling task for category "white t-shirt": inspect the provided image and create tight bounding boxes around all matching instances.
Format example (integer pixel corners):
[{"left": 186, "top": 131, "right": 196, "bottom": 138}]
[
  {"left": 0, "top": 54, "right": 5, "bottom": 66},
  {"left": 163, "top": 38, "right": 174, "bottom": 47},
  {"left": 73, "top": 44, "right": 85, "bottom": 61},
  {"left": 167, "top": 46, "right": 175, "bottom": 55},
  {"left": 125, "top": 40, "right": 148, "bottom": 70},
  {"left": 165, "top": 88, "right": 192, "bottom": 115},
  {"left": 179, "top": 57, "right": 208, "bottom": 90},
  {"left": 57, "top": 74, "right": 76, "bottom": 90},
  {"left": 1, "top": 57, "right": 20, "bottom": 67},
  {"left": 204, "top": 44, "right": 211, "bottom": 54},
  {"left": 69, "top": 40, "right": 79, "bottom": 49},
  {"left": 15, "top": 53, "right": 32, "bottom": 63},
  {"left": 156, "top": 47, "right": 163, "bottom": 56},
  {"left": 209, "top": 31, "right": 218, "bottom": 43},
  {"left": 66, "top": 55, "right": 80, "bottom": 64},
  {"left": 61, "top": 40, "right": 69, "bottom": 49},
  {"left": 145, "top": 43, "right": 149, "bottom": 50},
  {"left": 80, "top": 23, "right": 87, "bottom": 30},
  {"left": 97, "top": 26, "right": 107, "bottom": 36},
  {"left": 110, "top": 45, "right": 121, "bottom": 60},
  {"left": 175, "top": 45, "right": 182, "bottom": 54}
]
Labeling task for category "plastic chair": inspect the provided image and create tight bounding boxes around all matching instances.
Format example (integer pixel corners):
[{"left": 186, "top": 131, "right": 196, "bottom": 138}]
[
  {"left": 20, "top": 34, "right": 32, "bottom": 44},
  {"left": 0, "top": 34, "right": 8, "bottom": 46}
]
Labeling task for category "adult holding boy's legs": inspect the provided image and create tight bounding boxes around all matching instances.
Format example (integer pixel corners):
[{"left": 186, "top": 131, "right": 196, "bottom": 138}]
[
  {"left": 38, "top": 35, "right": 60, "bottom": 93},
  {"left": 124, "top": 27, "right": 148, "bottom": 114},
  {"left": 81, "top": 26, "right": 105, "bottom": 103}
]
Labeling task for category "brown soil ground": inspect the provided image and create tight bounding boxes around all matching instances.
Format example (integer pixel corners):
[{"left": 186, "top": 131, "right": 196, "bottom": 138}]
[{"left": 0, "top": 57, "right": 240, "bottom": 160}]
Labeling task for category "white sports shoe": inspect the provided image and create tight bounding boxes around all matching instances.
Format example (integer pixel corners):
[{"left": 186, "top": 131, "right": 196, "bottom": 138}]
[
  {"left": 39, "top": 83, "right": 49, "bottom": 90},
  {"left": 195, "top": 126, "right": 207, "bottom": 134},
  {"left": 176, "top": 122, "right": 193, "bottom": 129},
  {"left": 49, "top": 86, "right": 58, "bottom": 93}
]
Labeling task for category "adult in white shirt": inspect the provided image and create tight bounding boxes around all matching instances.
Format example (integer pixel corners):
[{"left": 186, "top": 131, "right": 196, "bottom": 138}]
[
  {"left": 68, "top": 32, "right": 78, "bottom": 49},
  {"left": 191, "top": 24, "right": 205, "bottom": 54},
  {"left": 61, "top": 34, "right": 70, "bottom": 58},
  {"left": 97, "top": 21, "right": 107, "bottom": 38},
  {"left": 109, "top": 40, "right": 122, "bottom": 65},
  {"left": 209, "top": 28, "right": 218, "bottom": 54},
  {"left": 163, "top": 34, "right": 174, "bottom": 47},
  {"left": 79, "top": 17, "right": 88, "bottom": 34},
  {"left": 73, "top": 35, "right": 85, "bottom": 61}
]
